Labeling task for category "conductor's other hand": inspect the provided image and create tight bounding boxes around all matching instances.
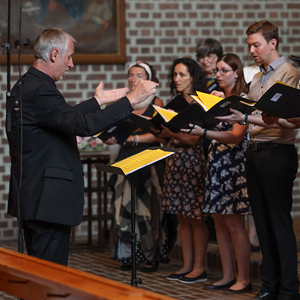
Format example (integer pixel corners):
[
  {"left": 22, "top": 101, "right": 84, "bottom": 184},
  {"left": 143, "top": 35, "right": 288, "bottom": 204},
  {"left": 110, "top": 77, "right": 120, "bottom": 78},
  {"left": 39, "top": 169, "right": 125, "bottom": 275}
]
[
  {"left": 127, "top": 80, "right": 159, "bottom": 109},
  {"left": 94, "top": 81, "right": 129, "bottom": 106}
]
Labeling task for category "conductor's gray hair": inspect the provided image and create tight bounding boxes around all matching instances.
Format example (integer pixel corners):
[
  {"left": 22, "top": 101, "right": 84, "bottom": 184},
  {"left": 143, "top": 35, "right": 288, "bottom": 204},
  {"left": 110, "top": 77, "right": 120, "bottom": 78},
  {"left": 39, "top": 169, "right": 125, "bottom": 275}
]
[{"left": 34, "top": 28, "right": 76, "bottom": 61}]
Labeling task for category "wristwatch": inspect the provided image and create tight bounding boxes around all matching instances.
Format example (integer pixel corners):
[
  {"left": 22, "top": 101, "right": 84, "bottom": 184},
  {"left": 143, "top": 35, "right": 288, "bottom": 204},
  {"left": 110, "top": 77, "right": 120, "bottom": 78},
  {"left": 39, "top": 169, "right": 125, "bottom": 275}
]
[{"left": 239, "top": 113, "right": 248, "bottom": 125}]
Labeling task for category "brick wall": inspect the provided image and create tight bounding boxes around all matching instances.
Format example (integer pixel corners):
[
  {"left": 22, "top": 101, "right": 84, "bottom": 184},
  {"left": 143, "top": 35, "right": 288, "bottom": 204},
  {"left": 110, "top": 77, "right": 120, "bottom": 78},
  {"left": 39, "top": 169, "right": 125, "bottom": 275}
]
[{"left": 1, "top": 0, "right": 300, "bottom": 240}]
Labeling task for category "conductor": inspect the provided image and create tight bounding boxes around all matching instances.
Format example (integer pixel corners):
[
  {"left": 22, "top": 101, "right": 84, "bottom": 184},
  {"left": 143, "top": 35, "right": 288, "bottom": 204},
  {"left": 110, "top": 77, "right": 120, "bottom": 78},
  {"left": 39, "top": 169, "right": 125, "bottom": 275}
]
[{"left": 6, "top": 28, "right": 158, "bottom": 266}]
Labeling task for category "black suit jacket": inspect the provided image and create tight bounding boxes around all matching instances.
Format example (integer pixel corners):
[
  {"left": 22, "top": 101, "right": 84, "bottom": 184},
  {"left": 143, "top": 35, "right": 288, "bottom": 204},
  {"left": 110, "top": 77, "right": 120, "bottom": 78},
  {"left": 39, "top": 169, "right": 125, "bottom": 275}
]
[{"left": 6, "top": 67, "right": 133, "bottom": 226}]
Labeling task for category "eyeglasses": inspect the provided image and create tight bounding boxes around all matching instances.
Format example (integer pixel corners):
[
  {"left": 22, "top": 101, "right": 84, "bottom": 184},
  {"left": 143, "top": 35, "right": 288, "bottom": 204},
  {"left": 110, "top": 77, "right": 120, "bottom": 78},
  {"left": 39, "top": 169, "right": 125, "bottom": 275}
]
[
  {"left": 198, "top": 54, "right": 217, "bottom": 62},
  {"left": 213, "top": 68, "right": 235, "bottom": 75}
]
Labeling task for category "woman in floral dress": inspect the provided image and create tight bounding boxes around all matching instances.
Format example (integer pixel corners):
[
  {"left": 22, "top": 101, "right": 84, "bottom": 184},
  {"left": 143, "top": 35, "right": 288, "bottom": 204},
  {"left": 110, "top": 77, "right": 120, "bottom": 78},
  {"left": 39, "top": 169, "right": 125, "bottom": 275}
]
[
  {"left": 183, "top": 53, "right": 251, "bottom": 292},
  {"left": 158, "top": 58, "right": 209, "bottom": 284}
]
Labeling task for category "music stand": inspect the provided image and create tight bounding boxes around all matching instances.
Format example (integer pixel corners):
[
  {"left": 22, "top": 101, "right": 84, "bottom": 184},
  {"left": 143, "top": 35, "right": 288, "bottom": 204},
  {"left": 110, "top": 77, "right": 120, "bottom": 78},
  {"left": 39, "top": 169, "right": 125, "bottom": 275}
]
[{"left": 95, "top": 147, "right": 177, "bottom": 287}]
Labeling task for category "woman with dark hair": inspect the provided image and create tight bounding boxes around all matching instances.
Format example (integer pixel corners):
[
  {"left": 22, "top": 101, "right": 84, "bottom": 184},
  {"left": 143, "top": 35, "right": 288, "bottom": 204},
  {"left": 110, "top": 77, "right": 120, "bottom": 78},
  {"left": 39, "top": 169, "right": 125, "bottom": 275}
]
[
  {"left": 183, "top": 53, "right": 252, "bottom": 292},
  {"left": 195, "top": 38, "right": 223, "bottom": 93},
  {"left": 168, "top": 57, "right": 208, "bottom": 97},
  {"left": 157, "top": 58, "right": 209, "bottom": 284}
]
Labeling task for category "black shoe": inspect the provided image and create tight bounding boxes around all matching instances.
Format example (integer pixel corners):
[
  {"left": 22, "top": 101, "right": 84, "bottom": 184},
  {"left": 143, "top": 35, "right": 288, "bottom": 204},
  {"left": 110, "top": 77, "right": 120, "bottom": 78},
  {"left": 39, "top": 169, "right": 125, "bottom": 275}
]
[
  {"left": 205, "top": 278, "right": 237, "bottom": 290},
  {"left": 253, "top": 291, "right": 277, "bottom": 300},
  {"left": 178, "top": 271, "right": 207, "bottom": 284},
  {"left": 166, "top": 270, "right": 192, "bottom": 281},
  {"left": 141, "top": 261, "right": 159, "bottom": 273},
  {"left": 226, "top": 282, "right": 252, "bottom": 294},
  {"left": 120, "top": 264, "right": 131, "bottom": 271}
]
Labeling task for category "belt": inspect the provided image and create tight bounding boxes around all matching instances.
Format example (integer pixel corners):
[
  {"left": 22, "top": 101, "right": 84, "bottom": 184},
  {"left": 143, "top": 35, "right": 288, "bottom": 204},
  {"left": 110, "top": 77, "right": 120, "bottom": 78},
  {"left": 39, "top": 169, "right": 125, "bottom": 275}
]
[{"left": 249, "top": 142, "right": 281, "bottom": 151}]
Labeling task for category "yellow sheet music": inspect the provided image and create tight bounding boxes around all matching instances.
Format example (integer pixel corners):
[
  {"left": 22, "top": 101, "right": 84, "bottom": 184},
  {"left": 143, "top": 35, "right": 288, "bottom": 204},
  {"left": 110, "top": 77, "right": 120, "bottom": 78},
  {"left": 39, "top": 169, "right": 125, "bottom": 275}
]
[
  {"left": 192, "top": 91, "right": 224, "bottom": 111},
  {"left": 112, "top": 149, "right": 174, "bottom": 175},
  {"left": 152, "top": 105, "right": 178, "bottom": 122}
]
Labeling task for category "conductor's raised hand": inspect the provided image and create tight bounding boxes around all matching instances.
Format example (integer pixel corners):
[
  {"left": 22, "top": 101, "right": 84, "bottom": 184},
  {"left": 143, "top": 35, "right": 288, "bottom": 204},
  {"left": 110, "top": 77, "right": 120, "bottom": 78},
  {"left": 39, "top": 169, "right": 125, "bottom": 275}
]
[
  {"left": 127, "top": 80, "right": 159, "bottom": 109},
  {"left": 94, "top": 81, "right": 129, "bottom": 106}
]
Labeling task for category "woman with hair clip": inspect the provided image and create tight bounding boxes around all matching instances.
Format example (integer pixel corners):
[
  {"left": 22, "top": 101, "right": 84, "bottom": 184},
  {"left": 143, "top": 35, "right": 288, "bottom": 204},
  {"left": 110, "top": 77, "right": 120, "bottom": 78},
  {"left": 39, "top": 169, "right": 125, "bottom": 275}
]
[
  {"left": 182, "top": 53, "right": 252, "bottom": 292},
  {"left": 156, "top": 57, "right": 209, "bottom": 284},
  {"left": 107, "top": 61, "right": 164, "bottom": 273}
]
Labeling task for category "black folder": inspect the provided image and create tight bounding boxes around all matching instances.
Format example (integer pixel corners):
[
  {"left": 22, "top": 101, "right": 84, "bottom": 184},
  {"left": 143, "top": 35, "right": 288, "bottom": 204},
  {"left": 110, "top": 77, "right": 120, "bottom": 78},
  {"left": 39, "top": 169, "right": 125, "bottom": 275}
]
[
  {"left": 164, "top": 94, "right": 189, "bottom": 111},
  {"left": 130, "top": 103, "right": 221, "bottom": 134},
  {"left": 206, "top": 95, "right": 256, "bottom": 116},
  {"left": 190, "top": 82, "right": 300, "bottom": 119},
  {"left": 248, "top": 82, "right": 300, "bottom": 118},
  {"left": 97, "top": 119, "right": 138, "bottom": 144}
]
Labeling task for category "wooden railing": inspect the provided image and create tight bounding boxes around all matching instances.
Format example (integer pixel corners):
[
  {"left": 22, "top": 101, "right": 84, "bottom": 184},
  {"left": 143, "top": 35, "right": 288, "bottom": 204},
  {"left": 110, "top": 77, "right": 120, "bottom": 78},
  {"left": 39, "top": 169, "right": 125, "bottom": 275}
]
[{"left": 0, "top": 247, "right": 175, "bottom": 300}]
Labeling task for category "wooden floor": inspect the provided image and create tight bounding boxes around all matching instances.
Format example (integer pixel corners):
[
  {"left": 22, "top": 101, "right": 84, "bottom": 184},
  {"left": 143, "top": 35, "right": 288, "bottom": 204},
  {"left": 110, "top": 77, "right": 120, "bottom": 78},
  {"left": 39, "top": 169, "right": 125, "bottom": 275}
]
[{"left": 1, "top": 217, "right": 300, "bottom": 300}]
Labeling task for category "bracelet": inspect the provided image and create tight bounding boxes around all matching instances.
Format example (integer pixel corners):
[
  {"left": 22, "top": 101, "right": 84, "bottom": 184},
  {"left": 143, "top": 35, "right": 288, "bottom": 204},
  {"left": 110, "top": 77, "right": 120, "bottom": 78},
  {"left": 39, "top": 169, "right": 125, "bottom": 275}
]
[
  {"left": 202, "top": 128, "right": 207, "bottom": 139},
  {"left": 132, "top": 135, "right": 139, "bottom": 146},
  {"left": 239, "top": 113, "right": 248, "bottom": 125}
]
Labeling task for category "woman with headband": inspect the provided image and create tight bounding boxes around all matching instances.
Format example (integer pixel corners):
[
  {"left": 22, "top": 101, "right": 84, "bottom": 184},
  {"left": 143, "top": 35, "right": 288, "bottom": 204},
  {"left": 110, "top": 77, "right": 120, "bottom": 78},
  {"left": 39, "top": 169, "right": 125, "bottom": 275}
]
[{"left": 108, "top": 61, "right": 164, "bottom": 273}]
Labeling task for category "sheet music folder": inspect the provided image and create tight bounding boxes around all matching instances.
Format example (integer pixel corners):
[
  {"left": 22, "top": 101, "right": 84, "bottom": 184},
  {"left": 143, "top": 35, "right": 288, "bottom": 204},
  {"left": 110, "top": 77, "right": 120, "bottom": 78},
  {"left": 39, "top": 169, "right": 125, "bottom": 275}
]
[
  {"left": 95, "top": 147, "right": 177, "bottom": 176},
  {"left": 247, "top": 81, "right": 300, "bottom": 118},
  {"left": 97, "top": 119, "right": 138, "bottom": 145},
  {"left": 191, "top": 82, "right": 300, "bottom": 119},
  {"left": 188, "top": 92, "right": 255, "bottom": 117}
]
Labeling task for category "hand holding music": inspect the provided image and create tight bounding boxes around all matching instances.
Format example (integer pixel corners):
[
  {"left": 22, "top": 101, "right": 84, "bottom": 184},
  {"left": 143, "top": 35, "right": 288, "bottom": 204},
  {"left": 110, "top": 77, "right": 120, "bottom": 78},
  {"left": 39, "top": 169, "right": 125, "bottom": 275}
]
[
  {"left": 285, "top": 117, "right": 300, "bottom": 128},
  {"left": 261, "top": 113, "right": 279, "bottom": 125},
  {"left": 181, "top": 124, "right": 204, "bottom": 136},
  {"left": 215, "top": 108, "right": 244, "bottom": 125},
  {"left": 210, "top": 90, "right": 225, "bottom": 98},
  {"left": 102, "top": 137, "right": 117, "bottom": 145}
]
